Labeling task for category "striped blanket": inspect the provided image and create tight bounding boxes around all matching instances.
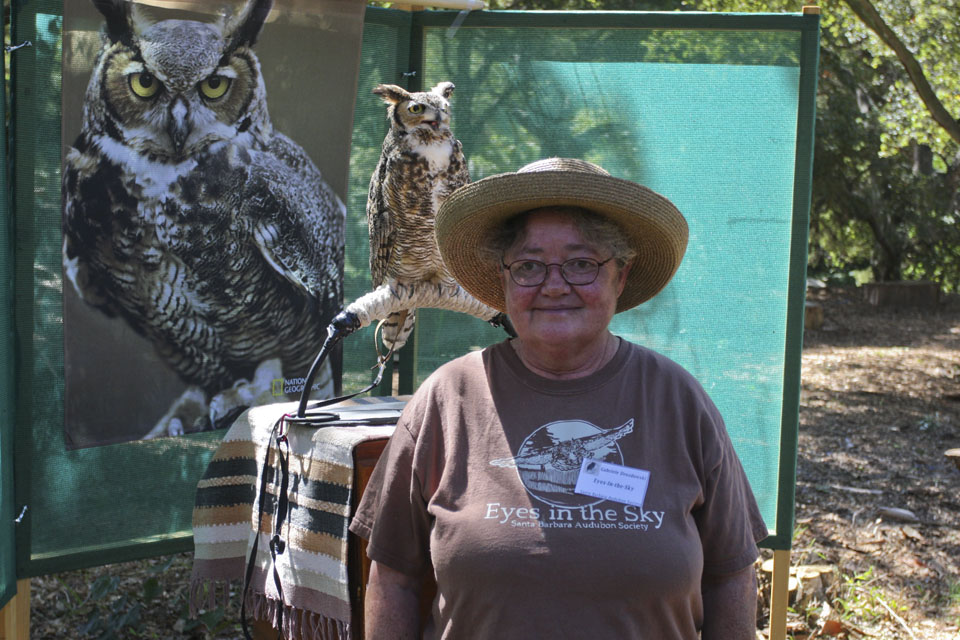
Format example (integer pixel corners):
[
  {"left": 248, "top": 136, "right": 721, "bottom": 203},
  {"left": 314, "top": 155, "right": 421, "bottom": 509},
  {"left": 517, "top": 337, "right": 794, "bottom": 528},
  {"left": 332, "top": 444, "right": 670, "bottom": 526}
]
[{"left": 191, "top": 397, "right": 402, "bottom": 640}]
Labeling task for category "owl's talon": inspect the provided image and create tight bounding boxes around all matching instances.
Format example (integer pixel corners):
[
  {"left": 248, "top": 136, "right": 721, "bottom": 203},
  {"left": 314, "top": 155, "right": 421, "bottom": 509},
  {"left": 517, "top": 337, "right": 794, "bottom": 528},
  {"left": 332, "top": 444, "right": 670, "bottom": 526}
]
[
  {"left": 168, "top": 418, "right": 184, "bottom": 437},
  {"left": 489, "top": 313, "right": 517, "bottom": 338}
]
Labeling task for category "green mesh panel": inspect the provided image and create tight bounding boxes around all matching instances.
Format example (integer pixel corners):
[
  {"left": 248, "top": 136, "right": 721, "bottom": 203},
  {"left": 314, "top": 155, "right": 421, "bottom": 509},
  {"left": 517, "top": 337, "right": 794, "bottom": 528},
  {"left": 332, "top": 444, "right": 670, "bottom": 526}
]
[{"left": 0, "top": 29, "right": 16, "bottom": 607}]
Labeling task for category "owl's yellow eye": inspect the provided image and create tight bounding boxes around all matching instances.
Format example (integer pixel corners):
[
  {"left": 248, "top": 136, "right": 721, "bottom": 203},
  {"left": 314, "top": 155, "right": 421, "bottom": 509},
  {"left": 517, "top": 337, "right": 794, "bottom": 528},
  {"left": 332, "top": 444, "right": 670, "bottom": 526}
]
[
  {"left": 408, "top": 103, "right": 425, "bottom": 114},
  {"left": 129, "top": 72, "right": 159, "bottom": 99},
  {"left": 199, "top": 75, "right": 231, "bottom": 100}
]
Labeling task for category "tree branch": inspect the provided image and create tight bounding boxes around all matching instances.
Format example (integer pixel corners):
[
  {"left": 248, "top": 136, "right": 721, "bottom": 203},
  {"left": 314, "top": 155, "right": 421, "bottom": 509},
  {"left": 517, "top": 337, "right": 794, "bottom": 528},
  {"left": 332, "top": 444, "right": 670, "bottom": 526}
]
[{"left": 843, "top": 0, "right": 960, "bottom": 145}]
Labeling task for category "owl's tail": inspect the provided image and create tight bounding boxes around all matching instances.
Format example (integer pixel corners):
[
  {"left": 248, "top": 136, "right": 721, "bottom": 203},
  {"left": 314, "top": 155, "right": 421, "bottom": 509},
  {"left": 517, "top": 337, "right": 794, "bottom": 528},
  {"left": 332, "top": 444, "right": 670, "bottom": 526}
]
[{"left": 376, "top": 309, "right": 417, "bottom": 354}]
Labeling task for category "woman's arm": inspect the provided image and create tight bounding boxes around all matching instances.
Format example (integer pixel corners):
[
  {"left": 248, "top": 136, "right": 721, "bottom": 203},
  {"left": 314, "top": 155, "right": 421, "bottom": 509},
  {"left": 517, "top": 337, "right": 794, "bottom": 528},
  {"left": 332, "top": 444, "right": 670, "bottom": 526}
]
[
  {"left": 365, "top": 560, "right": 423, "bottom": 639},
  {"left": 700, "top": 564, "right": 757, "bottom": 640}
]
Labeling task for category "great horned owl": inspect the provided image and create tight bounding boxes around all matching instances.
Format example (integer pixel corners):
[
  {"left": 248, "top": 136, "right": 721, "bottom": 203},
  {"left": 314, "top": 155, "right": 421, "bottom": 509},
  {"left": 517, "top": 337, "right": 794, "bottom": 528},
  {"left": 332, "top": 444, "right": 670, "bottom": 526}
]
[
  {"left": 62, "top": 0, "right": 345, "bottom": 436},
  {"left": 334, "top": 82, "right": 508, "bottom": 353}
]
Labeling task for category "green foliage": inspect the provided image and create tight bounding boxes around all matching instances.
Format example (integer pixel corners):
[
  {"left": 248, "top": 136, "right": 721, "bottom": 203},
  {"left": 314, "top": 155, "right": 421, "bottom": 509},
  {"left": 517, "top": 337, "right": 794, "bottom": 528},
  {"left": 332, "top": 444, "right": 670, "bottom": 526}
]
[
  {"left": 177, "top": 600, "right": 234, "bottom": 637},
  {"left": 755, "top": 0, "right": 959, "bottom": 290},
  {"left": 809, "top": 0, "right": 960, "bottom": 289},
  {"left": 481, "top": 0, "right": 960, "bottom": 290},
  {"left": 836, "top": 566, "right": 908, "bottom": 624},
  {"left": 485, "top": 0, "right": 684, "bottom": 10},
  {"left": 947, "top": 580, "right": 960, "bottom": 625},
  {"left": 78, "top": 576, "right": 143, "bottom": 639}
]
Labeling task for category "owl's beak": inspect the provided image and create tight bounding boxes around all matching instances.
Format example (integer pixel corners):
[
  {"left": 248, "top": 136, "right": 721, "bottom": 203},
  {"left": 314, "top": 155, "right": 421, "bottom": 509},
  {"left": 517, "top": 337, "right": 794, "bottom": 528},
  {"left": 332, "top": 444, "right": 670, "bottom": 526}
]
[{"left": 167, "top": 97, "right": 192, "bottom": 156}]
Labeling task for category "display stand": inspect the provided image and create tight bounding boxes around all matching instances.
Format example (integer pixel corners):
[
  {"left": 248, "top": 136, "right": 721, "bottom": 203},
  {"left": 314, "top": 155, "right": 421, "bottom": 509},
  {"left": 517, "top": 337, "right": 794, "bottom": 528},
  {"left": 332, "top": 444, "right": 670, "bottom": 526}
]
[{"left": 3, "top": 6, "right": 820, "bottom": 639}]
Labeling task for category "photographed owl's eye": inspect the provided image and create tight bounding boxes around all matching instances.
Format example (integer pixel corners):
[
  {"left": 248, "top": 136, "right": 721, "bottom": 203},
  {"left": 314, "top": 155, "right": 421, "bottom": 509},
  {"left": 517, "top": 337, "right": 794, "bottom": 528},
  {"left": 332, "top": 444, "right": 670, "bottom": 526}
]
[
  {"left": 129, "top": 72, "right": 160, "bottom": 99},
  {"left": 408, "top": 103, "right": 425, "bottom": 114},
  {"left": 199, "top": 75, "right": 231, "bottom": 100}
]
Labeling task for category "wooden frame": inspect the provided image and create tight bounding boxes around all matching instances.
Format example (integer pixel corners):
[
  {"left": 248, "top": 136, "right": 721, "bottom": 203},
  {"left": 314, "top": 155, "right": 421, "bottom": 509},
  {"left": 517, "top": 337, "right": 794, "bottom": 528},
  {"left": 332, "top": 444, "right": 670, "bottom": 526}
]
[{"left": 0, "top": 580, "right": 29, "bottom": 640}]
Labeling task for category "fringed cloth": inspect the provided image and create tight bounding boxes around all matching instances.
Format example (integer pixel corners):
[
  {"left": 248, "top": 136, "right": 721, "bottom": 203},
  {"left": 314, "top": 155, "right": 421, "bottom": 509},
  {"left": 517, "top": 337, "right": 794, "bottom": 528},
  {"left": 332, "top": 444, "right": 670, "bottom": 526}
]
[{"left": 191, "top": 397, "right": 403, "bottom": 640}]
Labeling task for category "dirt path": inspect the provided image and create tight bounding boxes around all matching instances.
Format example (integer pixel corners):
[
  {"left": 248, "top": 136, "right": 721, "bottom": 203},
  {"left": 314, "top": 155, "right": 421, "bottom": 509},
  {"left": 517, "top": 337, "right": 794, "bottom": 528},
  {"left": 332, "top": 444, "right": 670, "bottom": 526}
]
[{"left": 777, "top": 287, "right": 960, "bottom": 639}]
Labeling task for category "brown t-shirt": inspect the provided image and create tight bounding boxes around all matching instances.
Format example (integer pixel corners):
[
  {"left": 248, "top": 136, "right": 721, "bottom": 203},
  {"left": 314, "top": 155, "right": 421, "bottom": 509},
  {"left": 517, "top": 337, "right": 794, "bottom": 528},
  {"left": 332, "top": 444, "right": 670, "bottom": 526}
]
[{"left": 350, "top": 339, "right": 767, "bottom": 639}]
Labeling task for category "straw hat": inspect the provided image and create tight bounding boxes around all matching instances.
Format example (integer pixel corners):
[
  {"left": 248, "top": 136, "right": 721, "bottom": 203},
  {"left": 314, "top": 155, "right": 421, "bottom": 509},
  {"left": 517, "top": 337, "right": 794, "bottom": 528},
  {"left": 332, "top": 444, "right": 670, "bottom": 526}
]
[{"left": 435, "top": 158, "right": 689, "bottom": 313}]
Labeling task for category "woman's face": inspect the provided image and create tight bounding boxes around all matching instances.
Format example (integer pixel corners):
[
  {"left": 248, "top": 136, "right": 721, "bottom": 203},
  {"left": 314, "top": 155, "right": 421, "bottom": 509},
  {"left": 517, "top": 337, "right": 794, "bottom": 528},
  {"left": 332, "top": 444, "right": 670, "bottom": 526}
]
[{"left": 499, "top": 209, "right": 630, "bottom": 351}]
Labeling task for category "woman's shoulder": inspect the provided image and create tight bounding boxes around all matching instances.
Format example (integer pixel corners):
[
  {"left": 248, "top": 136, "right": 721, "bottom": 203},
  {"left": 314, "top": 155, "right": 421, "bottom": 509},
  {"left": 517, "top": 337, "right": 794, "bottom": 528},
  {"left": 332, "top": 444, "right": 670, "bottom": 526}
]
[
  {"left": 421, "top": 346, "right": 489, "bottom": 387},
  {"left": 397, "top": 346, "right": 491, "bottom": 429}
]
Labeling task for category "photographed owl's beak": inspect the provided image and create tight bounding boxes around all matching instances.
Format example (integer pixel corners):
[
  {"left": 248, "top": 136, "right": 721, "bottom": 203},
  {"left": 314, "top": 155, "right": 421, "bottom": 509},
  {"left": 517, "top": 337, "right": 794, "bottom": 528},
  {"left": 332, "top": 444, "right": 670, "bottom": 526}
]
[
  {"left": 167, "top": 97, "right": 192, "bottom": 156},
  {"left": 424, "top": 120, "right": 439, "bottom": 130}
]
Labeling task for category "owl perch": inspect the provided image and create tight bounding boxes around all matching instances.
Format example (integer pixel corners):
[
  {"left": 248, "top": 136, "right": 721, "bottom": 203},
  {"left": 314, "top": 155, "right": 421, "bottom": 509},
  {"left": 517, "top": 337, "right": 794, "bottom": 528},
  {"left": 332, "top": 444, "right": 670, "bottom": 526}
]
[
  {"left": 296, "top": 82, "right": 513, "bottom": 414},
  {"left": 342, "top": 281, "right": 507, "bottom": 340}
]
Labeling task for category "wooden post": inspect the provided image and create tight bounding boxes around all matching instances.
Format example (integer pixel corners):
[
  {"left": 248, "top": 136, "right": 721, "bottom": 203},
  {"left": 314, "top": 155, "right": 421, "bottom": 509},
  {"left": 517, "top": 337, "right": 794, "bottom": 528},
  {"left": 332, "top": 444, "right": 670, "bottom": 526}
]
[
  {"left": 768, "top": 550, "right": 790, "bottom": 640},
  {"left": 802, "top": 5, "right": 821, "bottom": 14},
  {"left": 0, "top": 579, "right": 30, "bottom": 640}
]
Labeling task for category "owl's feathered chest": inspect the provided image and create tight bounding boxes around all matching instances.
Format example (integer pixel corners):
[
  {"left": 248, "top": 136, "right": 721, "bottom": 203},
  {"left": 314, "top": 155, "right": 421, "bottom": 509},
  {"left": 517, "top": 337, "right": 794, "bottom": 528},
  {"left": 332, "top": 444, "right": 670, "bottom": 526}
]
[
  {"left": 367, "top": 129, "right": 469, "bottom": 285},
  {"left": 386, "top": 129, "right": 464, "bottom": 183},
  {"left": 406, "top": 137, "right": 455, "bottom": 174},
  {"left": 72, "top": 137, "right": 237, "bottom": 218},
  {"left": 63, "top": 137, "right": 274, "bottom": 302}
]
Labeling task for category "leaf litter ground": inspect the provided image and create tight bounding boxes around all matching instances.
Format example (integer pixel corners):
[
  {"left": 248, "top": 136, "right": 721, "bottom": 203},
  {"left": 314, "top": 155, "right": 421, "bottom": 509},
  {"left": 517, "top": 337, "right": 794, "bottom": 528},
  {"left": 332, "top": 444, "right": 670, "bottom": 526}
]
[{"left": 27, "top": 287, "right": 960, "bottom": 639}]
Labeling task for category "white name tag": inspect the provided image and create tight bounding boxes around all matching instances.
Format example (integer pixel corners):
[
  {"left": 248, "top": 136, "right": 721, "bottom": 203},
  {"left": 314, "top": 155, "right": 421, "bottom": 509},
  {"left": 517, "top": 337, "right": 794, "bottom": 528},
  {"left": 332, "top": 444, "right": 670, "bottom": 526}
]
[{"left": 574, "top": 458, "right": 651, "bottom": 508}]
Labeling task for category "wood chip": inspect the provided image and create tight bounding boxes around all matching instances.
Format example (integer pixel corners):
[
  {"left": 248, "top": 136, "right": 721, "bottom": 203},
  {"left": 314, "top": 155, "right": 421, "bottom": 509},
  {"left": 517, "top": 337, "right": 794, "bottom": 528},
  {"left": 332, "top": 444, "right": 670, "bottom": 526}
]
[
  {"left": 878, "top": 506, "right": 920, "bottom": 522},
  {"left": 946, "top": 448, "right": 960, "bottom": 471},
  {"left": 831, "top": 484, "right": 883, "bottom": 495},
  {"left": 901, "top": 525, "right": 923, "bottom": 540},
  {"left": 820, "top": 618, "right": 845, "bottom": 636}
]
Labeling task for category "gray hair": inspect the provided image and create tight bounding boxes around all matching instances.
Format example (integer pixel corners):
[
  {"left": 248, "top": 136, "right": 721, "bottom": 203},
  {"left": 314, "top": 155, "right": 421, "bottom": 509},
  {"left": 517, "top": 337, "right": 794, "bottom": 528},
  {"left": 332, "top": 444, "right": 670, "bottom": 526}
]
[{"left": 484, "top": 206, "right": 636, "bottom": 267}]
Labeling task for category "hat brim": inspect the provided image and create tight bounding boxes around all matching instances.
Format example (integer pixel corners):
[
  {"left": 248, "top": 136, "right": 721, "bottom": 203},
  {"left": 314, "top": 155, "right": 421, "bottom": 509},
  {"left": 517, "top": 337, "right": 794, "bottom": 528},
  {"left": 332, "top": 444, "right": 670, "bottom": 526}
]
[{"left": 436, "top": 170, "right": 689, "bottom": 313}]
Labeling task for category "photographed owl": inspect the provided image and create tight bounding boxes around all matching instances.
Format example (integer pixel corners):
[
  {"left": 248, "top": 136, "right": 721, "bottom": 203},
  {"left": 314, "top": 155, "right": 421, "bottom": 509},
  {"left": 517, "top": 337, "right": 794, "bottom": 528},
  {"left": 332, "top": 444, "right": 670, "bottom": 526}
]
[
  {"left": 334, "top": 82, "right": 508, "bottom": 353},
  {"left": 62, "top": 0, "right": 345, "bottom": 435}
]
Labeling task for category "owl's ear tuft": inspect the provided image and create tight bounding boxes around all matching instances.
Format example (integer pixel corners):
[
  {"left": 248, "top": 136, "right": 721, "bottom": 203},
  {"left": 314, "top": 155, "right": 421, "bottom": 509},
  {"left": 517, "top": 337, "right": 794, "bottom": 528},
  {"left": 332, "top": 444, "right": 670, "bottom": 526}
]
[
  {"left": 92, "top": 0, "right": 135, "bottom": 46},
  {"left": 431, "top": 82, "right": 455, "bottom": 99},
  {"left": 373, "top": 84, "right": 412, "bottom": 105},
  {"left": 225, "top": 0, "right": 273, "bottom": 52}
]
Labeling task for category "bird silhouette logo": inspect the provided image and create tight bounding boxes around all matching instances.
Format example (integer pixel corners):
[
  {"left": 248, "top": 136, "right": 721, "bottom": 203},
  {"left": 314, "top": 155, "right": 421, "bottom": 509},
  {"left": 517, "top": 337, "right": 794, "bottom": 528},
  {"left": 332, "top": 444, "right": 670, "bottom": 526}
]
[{"left": 491, "top": 419, "right": 634, "bottom": 507}]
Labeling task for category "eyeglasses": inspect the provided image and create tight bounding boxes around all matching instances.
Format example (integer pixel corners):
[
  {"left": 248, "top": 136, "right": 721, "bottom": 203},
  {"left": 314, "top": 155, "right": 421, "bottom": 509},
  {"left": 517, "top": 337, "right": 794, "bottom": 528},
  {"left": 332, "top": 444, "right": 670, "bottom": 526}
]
[{"left": 501, "top": 257, "right": 614, "bottom": 287}]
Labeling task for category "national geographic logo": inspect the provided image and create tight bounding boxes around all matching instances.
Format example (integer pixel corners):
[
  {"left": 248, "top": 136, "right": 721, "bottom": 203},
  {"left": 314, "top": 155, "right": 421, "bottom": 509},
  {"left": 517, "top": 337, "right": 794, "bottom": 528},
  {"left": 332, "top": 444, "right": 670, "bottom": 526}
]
[{"left": 272, "top": 377, "right": 326, "bottom": 396}]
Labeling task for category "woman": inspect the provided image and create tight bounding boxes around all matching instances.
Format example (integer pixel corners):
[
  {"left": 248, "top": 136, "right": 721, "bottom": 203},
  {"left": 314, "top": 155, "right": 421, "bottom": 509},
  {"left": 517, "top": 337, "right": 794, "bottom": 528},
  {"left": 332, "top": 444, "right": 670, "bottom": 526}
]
[{"left": 349, "top": 158, "right": 767, "bottom": 639}]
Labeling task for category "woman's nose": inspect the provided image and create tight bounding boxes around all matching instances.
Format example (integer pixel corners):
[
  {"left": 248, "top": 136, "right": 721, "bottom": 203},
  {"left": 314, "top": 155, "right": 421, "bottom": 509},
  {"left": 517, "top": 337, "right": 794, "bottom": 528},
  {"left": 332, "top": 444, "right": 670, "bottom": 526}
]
[{"left": 540, "top": 263, "right": 571, "bottom": 293}]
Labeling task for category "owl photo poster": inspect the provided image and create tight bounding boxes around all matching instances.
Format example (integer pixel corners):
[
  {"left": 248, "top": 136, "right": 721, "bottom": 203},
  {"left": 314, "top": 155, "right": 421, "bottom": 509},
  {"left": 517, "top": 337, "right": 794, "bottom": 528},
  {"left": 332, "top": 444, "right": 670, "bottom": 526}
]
[{"left": 61, "top": 0, "right": 364, "bottom": 449}]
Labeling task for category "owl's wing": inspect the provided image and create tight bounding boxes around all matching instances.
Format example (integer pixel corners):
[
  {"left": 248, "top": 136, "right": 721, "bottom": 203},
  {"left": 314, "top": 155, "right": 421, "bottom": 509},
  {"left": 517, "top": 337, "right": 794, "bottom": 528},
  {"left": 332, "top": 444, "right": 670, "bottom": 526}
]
[
  {"left": 246, "top": 134, "right": 346, "bottom": 319},
  {"left": 366, "top": 151, "right": 398, "bottom": 289},
  {"left": 450, "top": 139, "right": 470, "bottom": 190},
  {"left": 61, "top": 141, "right": 124, "bottom": 314}
]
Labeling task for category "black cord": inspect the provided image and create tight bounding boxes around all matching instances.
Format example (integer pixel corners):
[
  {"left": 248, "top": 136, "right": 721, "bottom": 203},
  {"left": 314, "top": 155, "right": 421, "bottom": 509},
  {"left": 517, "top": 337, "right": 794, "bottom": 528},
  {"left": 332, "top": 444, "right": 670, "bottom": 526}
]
[
  {"left": 296, "top": 331, "right": 339, "bottom": 418},
  {"left": 296, "top": 321, "right": 396, "bottom": 420},
  {"left": 238, "top": 321, "right": 395, "bottom": 637},
  {"left": 268, "top": 431, "right": 291, "bottom": 637},
  {"left": 287, "top": 356, "right": 390, "bottom": 427}
]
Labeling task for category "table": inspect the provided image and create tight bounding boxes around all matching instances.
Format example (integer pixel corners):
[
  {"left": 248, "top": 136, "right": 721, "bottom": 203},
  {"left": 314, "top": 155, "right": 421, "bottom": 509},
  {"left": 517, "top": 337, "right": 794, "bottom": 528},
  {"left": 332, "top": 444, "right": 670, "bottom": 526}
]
[{"left": 190, "top": 397, "right": 406, "bottom": 640}]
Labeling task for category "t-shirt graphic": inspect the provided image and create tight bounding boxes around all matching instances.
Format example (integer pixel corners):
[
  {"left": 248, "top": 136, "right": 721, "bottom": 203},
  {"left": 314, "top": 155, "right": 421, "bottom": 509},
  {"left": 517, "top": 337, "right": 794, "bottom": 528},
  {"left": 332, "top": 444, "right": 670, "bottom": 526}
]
[{"left": 490, "top": 418, "right": 634, "bottom": 507}]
